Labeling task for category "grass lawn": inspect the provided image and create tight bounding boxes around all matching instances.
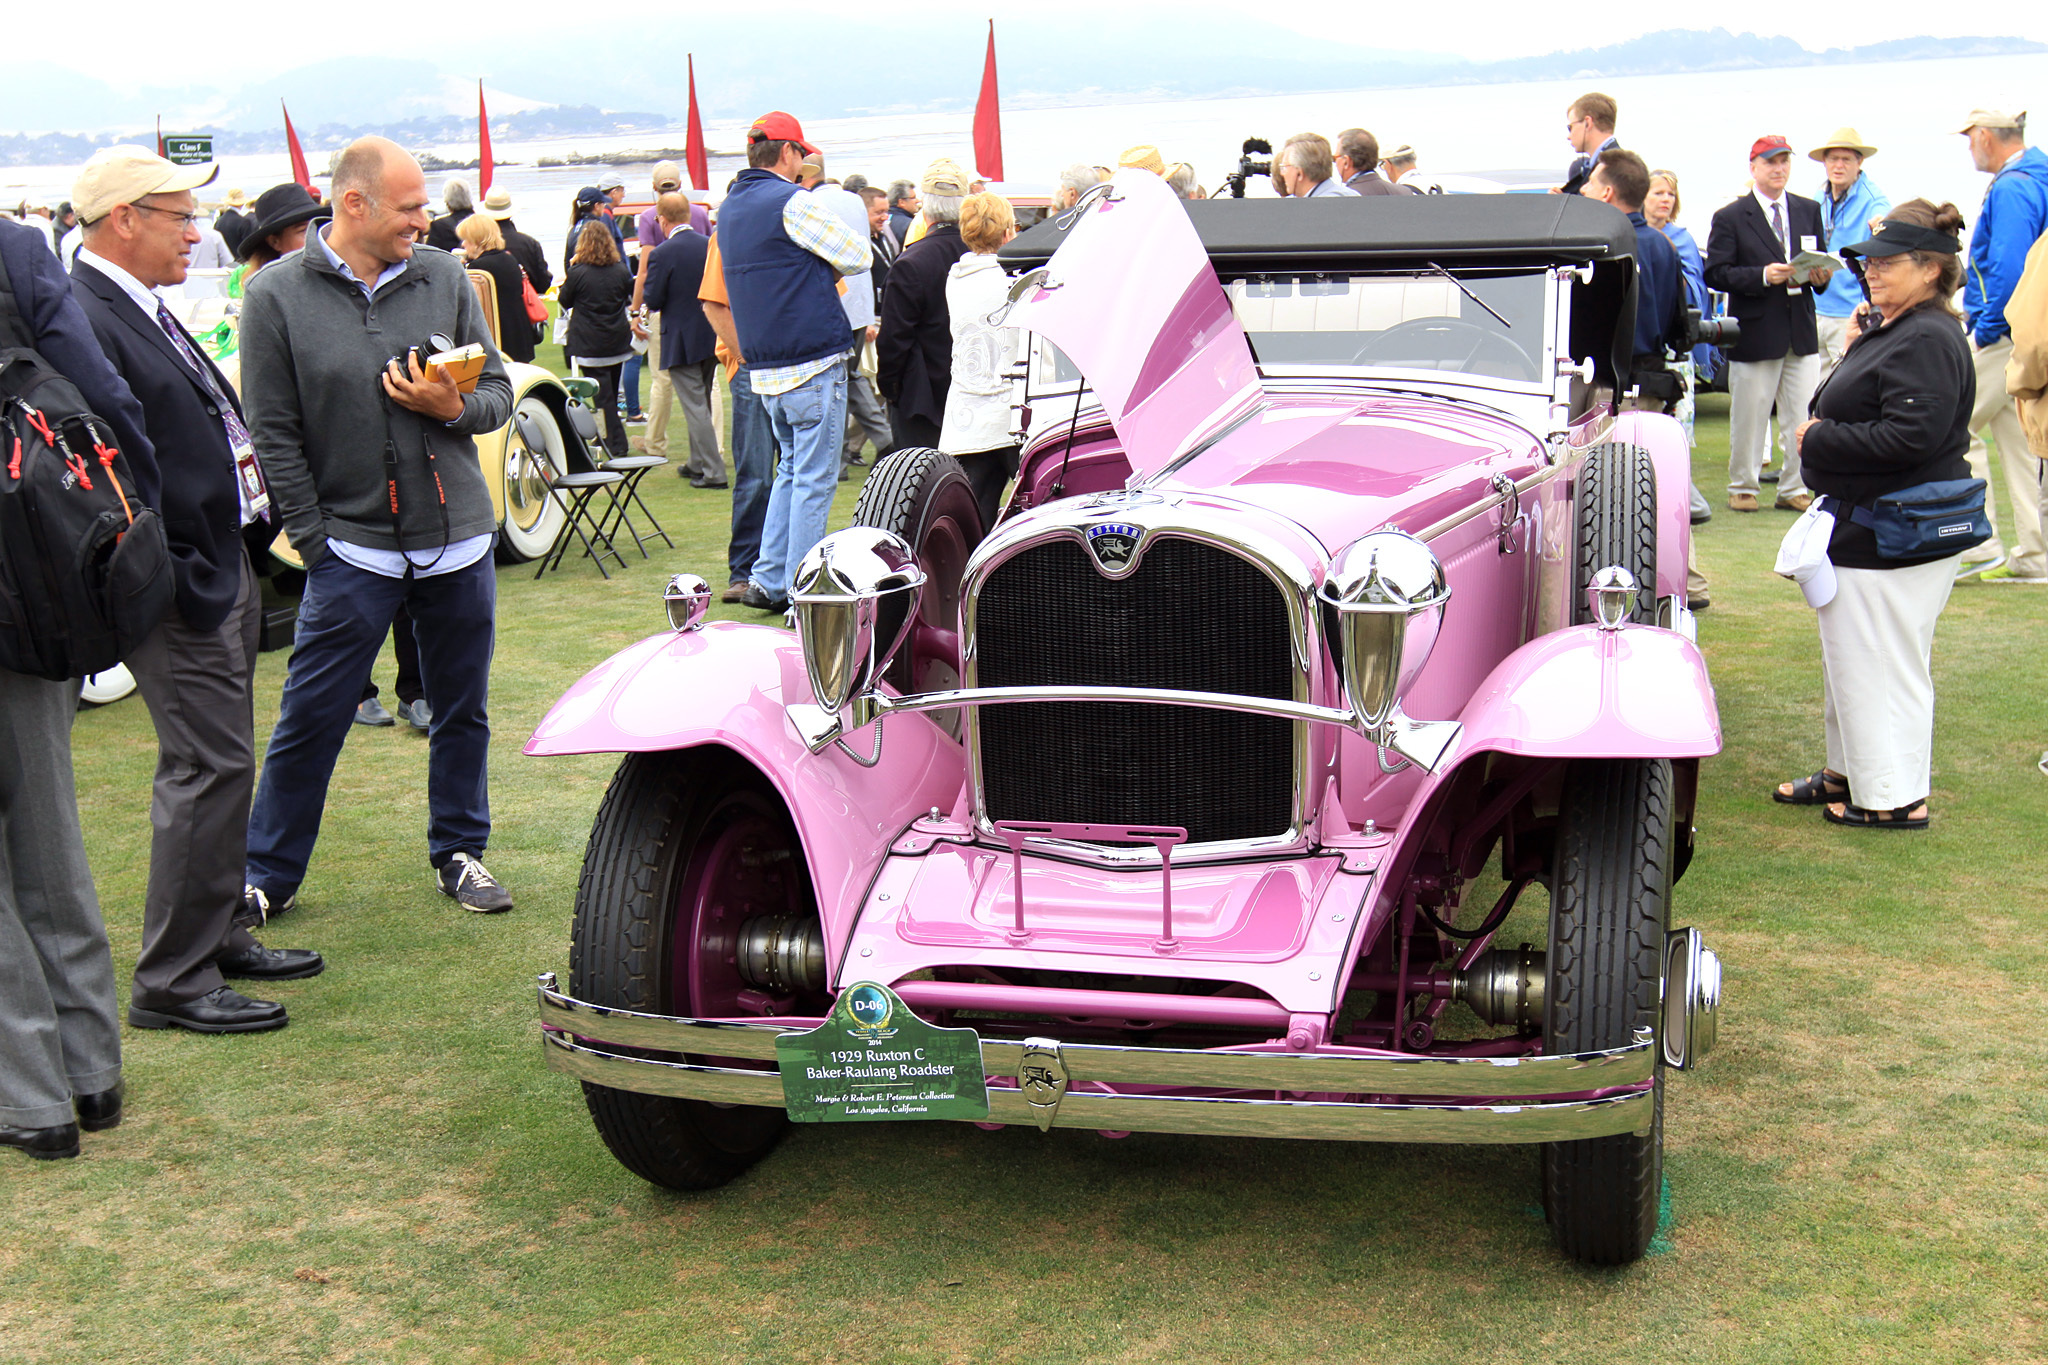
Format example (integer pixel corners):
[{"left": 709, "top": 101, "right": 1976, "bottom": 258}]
[{"left": 7, "top": 389, "right": 2047, "bottom": 1364}]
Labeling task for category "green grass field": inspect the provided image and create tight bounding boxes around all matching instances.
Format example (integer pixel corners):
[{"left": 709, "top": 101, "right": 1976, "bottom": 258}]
[{"left": 6, "top": 393, "right": 2046, "bottom": 1364}]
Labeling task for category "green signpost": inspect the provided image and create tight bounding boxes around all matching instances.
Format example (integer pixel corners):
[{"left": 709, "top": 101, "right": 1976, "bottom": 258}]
[
  {"left": 163, "top": 136, "right": 213, "bottom": 167},
  {"left": 775, "top": 982, "right": 988, "bottom": 1123}
]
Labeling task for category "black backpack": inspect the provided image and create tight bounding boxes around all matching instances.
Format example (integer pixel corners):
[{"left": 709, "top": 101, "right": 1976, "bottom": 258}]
[{"left": 0, "top": 254, "right": 172, "bottom": 681}]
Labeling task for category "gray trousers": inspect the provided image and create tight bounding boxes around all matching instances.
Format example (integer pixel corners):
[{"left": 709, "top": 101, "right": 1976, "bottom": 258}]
[
  {"left": 843, "top": 345, "right": 892, "bottom": 460},
  {"left": 0, "top": 669, "right": 121, "bottom": 1128},
  {"left": 667, "top": 359, "right": 725, "bottom": 484},
  {"left": 125, "top": 549, "right": 262, "bottom": 1010}
]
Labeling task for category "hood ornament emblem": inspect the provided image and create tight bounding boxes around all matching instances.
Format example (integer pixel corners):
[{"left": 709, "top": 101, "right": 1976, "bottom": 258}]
[
  {"left": 1018, "top": 1038, "right": 1069, "bottom": 1131},
  {"left": 1085, "top": 522, "right": 1144, "bottom": 575}
]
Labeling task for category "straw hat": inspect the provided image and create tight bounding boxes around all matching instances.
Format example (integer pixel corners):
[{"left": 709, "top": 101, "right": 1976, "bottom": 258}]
[
  {"left": 1116, "top": 144, "right": 1166, "bottom": 176},
  {"left": 223, "top": 187, "right": 247, "bottom": 207},
  {"left": 480, "top": 188, "right": 515, "bottom": 220},
  {"left": 1808, "top": 127, "right": 1878, "bottom": 161}
]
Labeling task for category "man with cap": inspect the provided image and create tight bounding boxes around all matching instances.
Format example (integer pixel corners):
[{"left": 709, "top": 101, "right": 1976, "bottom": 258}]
[
  {"left": 1705, "top": 135, "right": 1831, "bottom": 513},
  {"left": 1958, "top": 109, "right": 2048, "bottom": 581},
  {"left": 1275, "top": 133, "right": 1359, "bottom": 199},
  {"left": 215, "top": 187, "right": 251, "bottom": 256},
  {"left": 1380, "top": 146, "right": 1423, "bottom": 193},
  {"left": 67, "top": 146, "right": 323, "bottom": 1034},
  {"left": 0, "top": 212, "right": 154, "bottom": 1155},
  {"left": 718, "top": 113, "right": 873, "bottom": 613},
  {"left": 478, "top": 187, "right": 550, "bottom": 295},
  {"left": 1809, "top": 128, "right": 1890, "bottom": 372},
  {"left": 877, "top": 158, "right": 974, "bottom": 454},
  {"left": 1558, "top": 93, "right": 1619, "bottom": 196}
]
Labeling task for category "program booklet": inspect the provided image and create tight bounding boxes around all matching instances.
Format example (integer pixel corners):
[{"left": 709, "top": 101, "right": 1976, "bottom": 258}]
[
  {"left": 1790, "top": 250, "right": 1840, "bottom": 286},
  {"left": 423, "top": 343, "right": 487, "bottom": 392}
]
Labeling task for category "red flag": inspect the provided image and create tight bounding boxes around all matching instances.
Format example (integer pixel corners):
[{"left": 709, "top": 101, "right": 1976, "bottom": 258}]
[
  {"left": 684, "top": 56, "right": 709, "bottom": 192},
  {"left": 477, "top": 81, "right": 493, "bottom": 197},
  {"left": 972, "top": 21, "right": 1003, "bottom": 183},
  {"left": 282, "top": 101, "right": 312, "bottom": 192},
  {"left": 156, "top": 116, "right": 165, "bottom": 160}
]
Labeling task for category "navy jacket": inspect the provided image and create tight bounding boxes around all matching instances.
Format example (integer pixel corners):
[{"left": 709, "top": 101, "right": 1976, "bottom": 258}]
[
  {"left": 1704, "top": 191, "right": 1827, "bottom": 362},
  {"left": 1627, "top": 210, "right": 1688, "bottom": 361},
  {"left": 72, "top": 257, "right": 269, "bottom": 633},
  {"left": 0, "top": 220, "right": 156, "bottom": 506},
  {"left": 641, "top": 228, "right": 717, "bottom": 369},
  {"left": 876, "top": 223, "right": 971, "bottom": 426},
  {"left": 719, "top": 168, "right": 852, "bottom": 370}
]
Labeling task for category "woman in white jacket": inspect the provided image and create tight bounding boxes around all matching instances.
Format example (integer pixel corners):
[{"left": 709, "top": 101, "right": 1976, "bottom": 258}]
[{"left": 939, "top": 193, "right": 1025, "bottom": 527}]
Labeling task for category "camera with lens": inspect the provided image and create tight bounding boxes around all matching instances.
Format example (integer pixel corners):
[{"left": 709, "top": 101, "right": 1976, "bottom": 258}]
[
  {"left": 1683, "top": 307, "right": 1739, "bottom": 348},
  {"left": 1223, "top": 137, "right": 1274, "bottom": 198}
]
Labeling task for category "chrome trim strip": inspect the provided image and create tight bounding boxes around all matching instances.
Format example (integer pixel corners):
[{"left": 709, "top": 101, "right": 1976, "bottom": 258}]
[
  {"left": 1409, "top": 466, "right": 1562, "bottom": 545},
  {"left": 865, "top": 683, "right": 1356, "bottom": 731},
  {"left": 538, "top": 982, "right": 1653, "bottom": 1097},
  {"left": 541, "top": 1033, "right": 1655, "bottom": 1144}
]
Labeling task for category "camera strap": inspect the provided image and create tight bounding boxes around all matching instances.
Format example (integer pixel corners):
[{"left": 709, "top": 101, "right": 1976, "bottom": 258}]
[{"left": 380, "top": 404, "right": 451, "bottom": 575}]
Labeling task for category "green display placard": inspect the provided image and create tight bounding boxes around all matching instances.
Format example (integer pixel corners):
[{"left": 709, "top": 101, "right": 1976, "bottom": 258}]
[
  {"left": 162, "top": 136, "right": 213, "bottom": 166},
  {"left": 775, "top": 982, "right": 988, "bottom": 1123}
]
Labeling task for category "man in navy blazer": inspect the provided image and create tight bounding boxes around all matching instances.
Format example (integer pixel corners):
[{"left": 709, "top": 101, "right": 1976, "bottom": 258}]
[
  {"left": 641, "top": 192, "right": 724, "bottom": 488},
  {"left": 1705, "top": 135, "right": 1833, "bottom": 513},
  {"left": 68, "top": 147, "right": 321, "bottom": 1036}
]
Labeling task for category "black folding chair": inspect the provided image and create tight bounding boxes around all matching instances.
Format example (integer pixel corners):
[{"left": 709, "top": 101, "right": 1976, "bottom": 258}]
[
  {"left": 556, "top": 404, "right": 673, "bottom": 558},
  {"left": 518, "top": 406, "right": 627, "bottom": 580}
]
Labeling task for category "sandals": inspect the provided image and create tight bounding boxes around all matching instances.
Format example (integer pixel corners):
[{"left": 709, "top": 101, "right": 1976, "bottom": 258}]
[
  {"left": 1823, "top": 801, "right": 1930, "bottom": 831},
  {"left": 1773, "top": 769, "right": 1847, "bottom": 806}
]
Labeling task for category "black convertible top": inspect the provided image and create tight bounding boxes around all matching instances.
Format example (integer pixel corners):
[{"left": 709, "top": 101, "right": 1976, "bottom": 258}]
[{"left": 1000, "top": 193, "right": 1638, "bottom": 273}]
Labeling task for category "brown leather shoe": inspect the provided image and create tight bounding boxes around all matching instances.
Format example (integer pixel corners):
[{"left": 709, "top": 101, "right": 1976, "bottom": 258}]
[
  {"left": 1775, "top": 492, "right": 1814, "bottom": 512},
  {"left": 720, "top": 581, "right": 750, "bottom": 604},
  {"left": 1729, "top": 492, "right": 1760, "bottom": 512}
]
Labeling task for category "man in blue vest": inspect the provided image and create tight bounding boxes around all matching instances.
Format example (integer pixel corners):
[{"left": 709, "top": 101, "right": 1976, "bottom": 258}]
[{"left": 721, "top": 111, "right": 873, "bottom": 613}]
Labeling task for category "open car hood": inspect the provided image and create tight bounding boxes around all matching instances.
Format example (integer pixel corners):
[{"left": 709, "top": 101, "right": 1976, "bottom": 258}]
[{"left": 1000, "top": 170, "right": 1269, "bottom": 481}]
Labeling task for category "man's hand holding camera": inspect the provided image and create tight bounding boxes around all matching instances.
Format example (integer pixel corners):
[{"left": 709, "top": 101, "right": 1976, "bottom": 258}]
[{"left": 382, "top": 350, "right": 464, "bottom": 423}]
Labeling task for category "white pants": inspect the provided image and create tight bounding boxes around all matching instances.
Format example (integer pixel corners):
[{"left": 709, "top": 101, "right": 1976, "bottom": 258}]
[
  {"left": 1818, "top": 554, "right": 1960, "bottom": 811},
  {"left": 1966, "top": 337, "right": 2044, "bottom": 574},
  {"left": 1817, "top": 315, "right": 1852, "bottom": 372},
  {"left": 1728, "top": 352, "right": 1820, "bottom": 499}
]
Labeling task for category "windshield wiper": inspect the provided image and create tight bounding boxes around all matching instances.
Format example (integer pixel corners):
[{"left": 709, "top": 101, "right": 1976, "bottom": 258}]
[{"left": 1425, "top": 261, "right": 1511, "bottom": 328}]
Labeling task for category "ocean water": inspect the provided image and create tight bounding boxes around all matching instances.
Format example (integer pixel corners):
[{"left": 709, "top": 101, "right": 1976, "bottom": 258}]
[{"left": 9, "top": 51, "right": 2042, "bottom": 272}]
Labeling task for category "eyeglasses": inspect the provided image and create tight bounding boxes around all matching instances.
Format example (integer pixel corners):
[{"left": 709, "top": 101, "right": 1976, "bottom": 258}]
[
  {"left": 130, "top": 204, "right": 200, "bottom": 229},
  {"left": 1859, "top": 254, "right": 1905, "bottom": 272}
]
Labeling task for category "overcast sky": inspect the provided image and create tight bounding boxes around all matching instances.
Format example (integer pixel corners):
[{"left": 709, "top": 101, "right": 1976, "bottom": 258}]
[{"left": 14, "top": 1, "right": 2039, "bottom": 92}]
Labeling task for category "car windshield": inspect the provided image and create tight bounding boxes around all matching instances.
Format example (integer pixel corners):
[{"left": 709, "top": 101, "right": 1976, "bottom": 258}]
[{"left": 1224, "top": 269, "right": 1550, "bottom": 385}]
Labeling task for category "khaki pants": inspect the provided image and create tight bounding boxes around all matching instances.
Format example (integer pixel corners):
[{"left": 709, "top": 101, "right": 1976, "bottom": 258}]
[
  {"left": 642, "top": 314, "right": 674, "bottom": 459},
  {"left": 1967, "top": 336, "right": 2043, "bottom": 574},
  {"left": 1817, "top": 314, "right": 1852, "bottom": 372},
  {"left": 1727, "top": 352, "right": 1820, "bottom": 500}
]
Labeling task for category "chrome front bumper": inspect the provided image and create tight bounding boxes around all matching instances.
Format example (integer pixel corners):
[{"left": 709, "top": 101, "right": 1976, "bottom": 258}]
[{"left": 536, "top": 976, "right": 1656, "bottom": 1144}]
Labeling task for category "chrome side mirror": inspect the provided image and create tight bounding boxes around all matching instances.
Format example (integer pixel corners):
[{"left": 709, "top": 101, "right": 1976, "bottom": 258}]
[
  {"left": 1322, "top": 531, "right": 1460, "bottom": 772},
  {"left": 791, "top": 527, "right": 926, "bottom": 714},
  {"left": 664, "top": 573, "right": 711, "bottom": 632}
]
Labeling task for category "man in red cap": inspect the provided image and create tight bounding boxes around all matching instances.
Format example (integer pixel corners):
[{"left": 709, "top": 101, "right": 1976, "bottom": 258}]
[
  {"left": 1706, "top": 135, "right": 1831, "bottom": 513},
  {"left": 717, "top": 111, "right": 873, "bottom": 612}
]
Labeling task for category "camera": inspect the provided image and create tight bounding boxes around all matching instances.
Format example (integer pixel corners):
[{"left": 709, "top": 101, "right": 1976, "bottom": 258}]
[
  {"left": 1683, "top": 307, "right": 1740, "bottom": 349},
  {"left": 1223, "top": 138, "right": 1274, "bottom": 199}
]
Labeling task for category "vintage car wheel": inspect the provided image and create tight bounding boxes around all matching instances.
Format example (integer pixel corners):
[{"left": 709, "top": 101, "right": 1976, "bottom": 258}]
[
  {"left": 851, "top": 447, "right": 985, "bottom": 735},
  {"left": 496, "top": 395, "right": 569, "bottom": 563},
  {"left": 1541, "top": 756, "right": 1671, "bottom": 1264},
  {"left": 571, "top": 749, "right": 819, "bottom": 1189},
  {"left": 1572, "top": 443, "right": 1658, "bottom": 625}
]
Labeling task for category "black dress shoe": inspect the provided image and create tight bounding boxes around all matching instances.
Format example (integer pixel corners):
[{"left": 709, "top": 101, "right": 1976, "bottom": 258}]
[
  {"left": 216, "top": 942, "right": 325, "bottom": 981},
  {"left": 739, "top": 583, "right": 790, "bottom": 613},
  {"left": 128, "top": 986, "right": 288, "bottom": 1034},
  {"left": 1, "top": 1121, "right": 80, "bottom": 1160},
  {"left": 75, "top": 1083, "right": 122, "bottom": 1132}
]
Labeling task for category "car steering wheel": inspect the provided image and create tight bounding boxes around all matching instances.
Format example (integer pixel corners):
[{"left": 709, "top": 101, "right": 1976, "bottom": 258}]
[{"left": 1352, "top": 318, "right": 1540, "bottom": 382}]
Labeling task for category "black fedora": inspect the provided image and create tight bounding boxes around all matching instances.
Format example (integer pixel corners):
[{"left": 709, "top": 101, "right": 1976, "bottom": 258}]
[{"left": 236, "top": 183, "right": 324, "bottom": 260}]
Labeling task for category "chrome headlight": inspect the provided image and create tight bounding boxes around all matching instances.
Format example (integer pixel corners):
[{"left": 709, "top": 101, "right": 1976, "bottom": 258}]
[
  {"left": 792, "top": 527, "right": 926, "bottom": 713},
  {"left": 664, "top": 573, "right": 711, "bottom": 632},
  {"left": 1321, "top": 531, "right": 1451, "bottom": 729}
]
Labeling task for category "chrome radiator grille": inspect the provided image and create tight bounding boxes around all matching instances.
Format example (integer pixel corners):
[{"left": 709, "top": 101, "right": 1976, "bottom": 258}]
[{"left": 972, "top": 536, "right": 1296, "bottom": 844}]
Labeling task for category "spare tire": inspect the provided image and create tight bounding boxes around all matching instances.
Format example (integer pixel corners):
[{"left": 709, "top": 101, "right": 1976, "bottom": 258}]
[{"left": 1572, "top": 442, "right": 1658, "bottom": 626}]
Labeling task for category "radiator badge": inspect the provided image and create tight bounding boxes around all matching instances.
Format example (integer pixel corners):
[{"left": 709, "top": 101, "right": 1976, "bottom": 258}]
[
  {"left": 1018, "top": 1037, "right": 1069, "bottom": 1131},
  {"left": 1085, "top": 522, "right": 1144, "bottom": 574}
]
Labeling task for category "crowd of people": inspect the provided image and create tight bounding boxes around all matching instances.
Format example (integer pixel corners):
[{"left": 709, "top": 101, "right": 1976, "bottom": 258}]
[{"left": 4, "top": 90, "right": 2046, "bottom": 1162}]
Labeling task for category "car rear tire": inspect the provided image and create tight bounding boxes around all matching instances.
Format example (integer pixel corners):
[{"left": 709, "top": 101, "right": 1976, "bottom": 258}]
[
  {"left": 496, "top": 395, "right": 568, "bottom": 563},
  {"left": 851, "top": 447, "right": 985, "bottom": 735},
  {"left": 1572, "top": 442, "right": 1658, "bottom": 625},
  {"left": 571, "top": 749, "right": 818, "bottom": 1190},
  {"left": 1541, "top": 756, "right": 1671, "bottom": 1264}
]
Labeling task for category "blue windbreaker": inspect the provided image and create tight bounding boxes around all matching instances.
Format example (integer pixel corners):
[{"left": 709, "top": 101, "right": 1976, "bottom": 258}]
[
  {"left": 1815, "top": 172, "right": 1890, "bottom": 319},
  {"left": 1965, "top": 145, "right": 2048, "bottom": 346}
]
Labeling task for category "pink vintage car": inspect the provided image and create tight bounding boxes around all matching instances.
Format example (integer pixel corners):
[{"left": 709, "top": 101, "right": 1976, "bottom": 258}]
[{"left": 527, "top": 172, "right": 1723, "bottom": 1265}]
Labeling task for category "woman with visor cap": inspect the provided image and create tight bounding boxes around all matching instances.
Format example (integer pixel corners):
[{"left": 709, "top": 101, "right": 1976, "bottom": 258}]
[{"left": 1775, "top": 200, "right": 1976, "bottom": 829}]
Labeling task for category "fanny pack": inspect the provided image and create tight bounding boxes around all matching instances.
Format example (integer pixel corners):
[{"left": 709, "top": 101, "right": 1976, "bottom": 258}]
[{"left": 1823, "top": 479, "right": 1990, "bottom": 560}]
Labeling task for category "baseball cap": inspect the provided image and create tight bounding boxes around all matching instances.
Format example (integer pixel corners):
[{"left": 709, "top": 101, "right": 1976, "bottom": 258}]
[
  {"left": 1957, "top": 108, "right": 2025, "bottom": 133},
  {"left": 1773, "top": 503, "right": 1838, "bottom": 609},
  {"left": 1749, "top": 135, "right": 1793, "bottom": 161},
  {"left": 920, "top": 158, "right": 971, "bottom": 196},
  {"left": 652, "top": 160, "right": 682, "bottom": 192},
  {"left": 748, "top": 111, "right": 818, "bottom": 156},
  {"left": 595, "top": 173, "right": 625, "bottom": 193},
  {"left": 73, "top": 145, "right": 220, "bottom": 224}
]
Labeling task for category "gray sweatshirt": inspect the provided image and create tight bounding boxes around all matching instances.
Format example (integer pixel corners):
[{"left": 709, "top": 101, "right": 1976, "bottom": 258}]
[{"left": 239, "top": 237, "right": 512, "bottom": 567}]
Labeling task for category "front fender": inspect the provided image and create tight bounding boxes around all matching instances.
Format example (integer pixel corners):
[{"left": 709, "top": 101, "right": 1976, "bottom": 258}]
[
  {"left": 1453, "top": 622, "right": 1720, "bottom": 762},
  {"left": 525, "top": 621, "right": 967, "bottom": 935},
  {"left": 1608, "top": 409, "right": 1693, "bottom": 606}
]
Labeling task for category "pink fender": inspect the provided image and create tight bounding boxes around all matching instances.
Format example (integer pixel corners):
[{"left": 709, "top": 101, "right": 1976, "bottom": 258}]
[
  {"left": 1452, "top": 622, "right": 1721, "bottom": 761},
  {"left": 1607, "top": 409, "right": 1694, "bottom": 606},
  {"left": 524, "top": 622, "right": 967, "bottom": 936}
]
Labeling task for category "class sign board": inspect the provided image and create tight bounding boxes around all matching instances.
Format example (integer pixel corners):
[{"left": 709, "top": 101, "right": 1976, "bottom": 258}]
[
  {"left": 775, "top": 982, "right": 988, "bottom": 1123},
  {"left": 163, "top": 136, "right": 213, "bottom": 166}
]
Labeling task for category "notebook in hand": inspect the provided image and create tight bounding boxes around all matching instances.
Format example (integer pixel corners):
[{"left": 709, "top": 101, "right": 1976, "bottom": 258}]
[{"left": 424, "top": 343, "right": 487, "bottom": 393}]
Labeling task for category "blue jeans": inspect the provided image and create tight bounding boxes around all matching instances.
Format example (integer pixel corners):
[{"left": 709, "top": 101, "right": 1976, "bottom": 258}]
[
  {"left": 621, "top": 352, "right": 643, "bottom": 418},
  {"left": 750, "top": 360, "right": 850, "bottom": 598},
  {"left": 246, "top": 551, "right": 496, "bottom": 899},
  {"left": 727, "top": 366, "right": 777, "bottom": 586}
]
